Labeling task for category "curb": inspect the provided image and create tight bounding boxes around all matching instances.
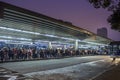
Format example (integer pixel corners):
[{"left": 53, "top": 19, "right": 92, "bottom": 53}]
[{"left": 0, "top": 55, "right": 96, "bottom": 63}]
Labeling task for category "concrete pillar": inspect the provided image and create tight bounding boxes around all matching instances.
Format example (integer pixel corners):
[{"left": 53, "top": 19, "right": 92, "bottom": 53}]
[
  {"left": 63, "top": 45, "right": 66, "bottom": 50},
  {"left": 75, "top": 40, "right": 78, "bottom": 50},
  {"left": 48, "top": 42, "right": 52, "bottom": 49}
]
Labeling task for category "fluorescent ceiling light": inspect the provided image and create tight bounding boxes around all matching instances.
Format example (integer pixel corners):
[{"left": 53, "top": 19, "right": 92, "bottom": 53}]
[
  {"left": 0, "top": 26, "right": 80, "bottom": 41},
  {"left": 82, "top": 41, "right": 106, "bottom": 46},
  {"left": 0, "top": 26, "right": 40, "bottom": 35},
  {"left": 44, "top": 34, "right": 58, "bottom": 38},
  {"left": 0, "top": 27, "right": 106, "bottom": 46},
  {"left": 0, "top": 36, "right": 31, "bottom": 41}
]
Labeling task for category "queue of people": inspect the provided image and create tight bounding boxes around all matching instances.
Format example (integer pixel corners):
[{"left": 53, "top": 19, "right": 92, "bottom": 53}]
[{"left": 0, "top": 47, "right": 102, "bottom": 62}]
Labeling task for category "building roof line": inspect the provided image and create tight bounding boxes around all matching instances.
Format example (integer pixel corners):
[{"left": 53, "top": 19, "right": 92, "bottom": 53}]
[{"left": 0, "top": 1, "right": 94, "bottom": 35}]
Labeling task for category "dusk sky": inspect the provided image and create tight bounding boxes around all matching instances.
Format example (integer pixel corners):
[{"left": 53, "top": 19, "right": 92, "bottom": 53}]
[{"left": 0, "top": 0, "right": 120, "bottom": 41}]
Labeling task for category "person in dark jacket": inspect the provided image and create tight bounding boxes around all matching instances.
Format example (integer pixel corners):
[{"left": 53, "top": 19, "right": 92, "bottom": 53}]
[{"left": 0, "top": 49, "right": 4, "bottom": 62}]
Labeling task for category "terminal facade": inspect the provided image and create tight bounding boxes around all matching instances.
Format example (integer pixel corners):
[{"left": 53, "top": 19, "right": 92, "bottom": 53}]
[{"left": 0, "top": 1, "right": 112, "bottom": 51}]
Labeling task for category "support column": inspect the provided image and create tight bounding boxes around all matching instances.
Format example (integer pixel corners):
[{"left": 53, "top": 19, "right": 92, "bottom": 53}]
[
  {"left": 75, "top": 40, "right": 78, "bottom": 50},
  {"left": 48, "top": 42, "right": 52, "bottom": 49},
  {"left": 63, "top": 45, "right": 66, "bottom": 50}
]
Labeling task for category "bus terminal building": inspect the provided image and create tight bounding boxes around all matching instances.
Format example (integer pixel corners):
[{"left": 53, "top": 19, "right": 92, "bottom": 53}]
[{"left": 0, "top": 1, "right": 112, "bottom": 50}]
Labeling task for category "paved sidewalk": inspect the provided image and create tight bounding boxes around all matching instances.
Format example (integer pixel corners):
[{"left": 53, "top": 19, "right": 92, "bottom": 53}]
[
  {"left": 0, "top": 56, "right": 114, "bottom": 80},
  {"left": 93, "top": 63, "right": 120, "bottom": 80},
  {"left": 0, "top": 55, "right": 96, "bottom": 63},
  {"left": 0, "top": 67, "right": 38, "bottom": 80}
]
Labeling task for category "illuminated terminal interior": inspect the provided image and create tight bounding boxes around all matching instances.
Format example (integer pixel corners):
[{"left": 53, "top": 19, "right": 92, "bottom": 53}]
[{"left": 0, "top": 1, "right": 112, "bottom": 50}]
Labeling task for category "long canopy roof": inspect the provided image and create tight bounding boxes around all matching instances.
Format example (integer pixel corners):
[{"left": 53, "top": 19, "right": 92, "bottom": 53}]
[{"left": 0, "top": 1, "right": 112, "bottom": 45}]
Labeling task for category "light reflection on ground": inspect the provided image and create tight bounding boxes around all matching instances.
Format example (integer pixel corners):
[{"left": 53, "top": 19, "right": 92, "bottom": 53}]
[
  {"left": 1, "top": 56, "right": 119, "bottom": 80},
  {"left": 113, "top": 58, "right": 120, "bottom": 65},
  {"left": 25, "top": 58, "right": 114, "bottom": 80}
]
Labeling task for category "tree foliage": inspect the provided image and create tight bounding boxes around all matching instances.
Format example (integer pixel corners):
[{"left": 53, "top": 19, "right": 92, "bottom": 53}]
[{"left": 88, "top": 0, "right": 120, "bottom": 32}]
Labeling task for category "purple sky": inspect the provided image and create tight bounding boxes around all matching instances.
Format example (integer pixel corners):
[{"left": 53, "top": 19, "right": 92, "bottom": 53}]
[{"left": 1, "top": 0, "right": 120, "bottom": 41}]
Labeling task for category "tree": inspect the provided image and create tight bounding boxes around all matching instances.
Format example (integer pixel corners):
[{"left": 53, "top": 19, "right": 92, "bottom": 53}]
[{"left": 88, "top": 0, "right": 120, "bottom": 32}]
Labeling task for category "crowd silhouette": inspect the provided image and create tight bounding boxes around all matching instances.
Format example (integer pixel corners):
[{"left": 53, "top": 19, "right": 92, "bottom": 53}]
[{"left": 0, "top": 46, "right": 108, "bottom": 62}]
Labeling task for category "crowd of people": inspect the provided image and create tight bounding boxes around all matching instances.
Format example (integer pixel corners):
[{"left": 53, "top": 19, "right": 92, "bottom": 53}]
[{"left": 0, "top": 47, "right": 106, "bottom": 62}]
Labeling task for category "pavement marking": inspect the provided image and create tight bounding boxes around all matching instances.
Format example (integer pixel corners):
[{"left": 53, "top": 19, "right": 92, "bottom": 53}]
[
  {"left": 24, "top": 59, "right": 106, "bottom": 76},
  {"left": 89, "top": 61, "right": 116, "bottom": 80}
]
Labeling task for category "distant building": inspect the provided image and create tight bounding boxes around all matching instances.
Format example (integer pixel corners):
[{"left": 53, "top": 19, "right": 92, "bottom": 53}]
[{"left": 97, "top": 27, "right": 108, "bottom": 38}]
